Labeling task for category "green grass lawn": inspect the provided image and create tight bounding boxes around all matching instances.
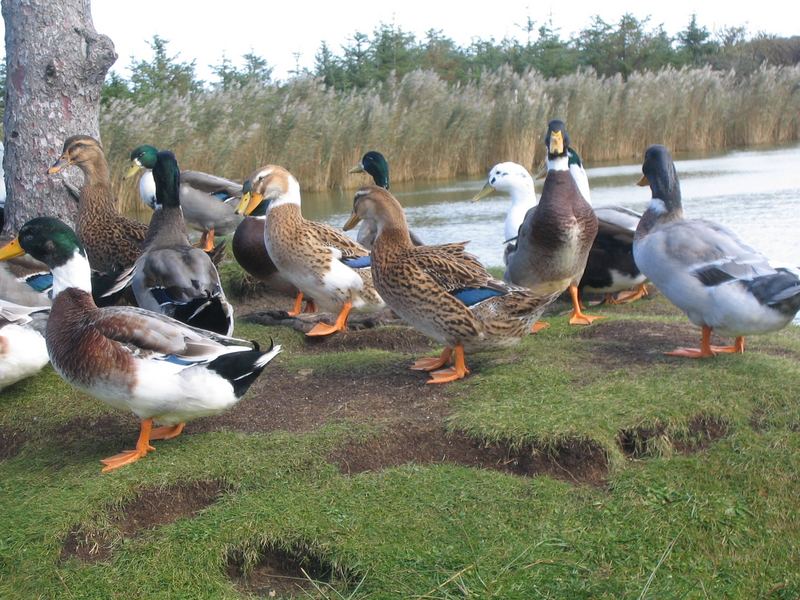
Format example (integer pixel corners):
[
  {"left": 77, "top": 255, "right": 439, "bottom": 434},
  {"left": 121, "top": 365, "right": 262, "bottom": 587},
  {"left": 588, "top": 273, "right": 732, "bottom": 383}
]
[{"left": 1, "top": 293, "right": 799, "bottom": 599}]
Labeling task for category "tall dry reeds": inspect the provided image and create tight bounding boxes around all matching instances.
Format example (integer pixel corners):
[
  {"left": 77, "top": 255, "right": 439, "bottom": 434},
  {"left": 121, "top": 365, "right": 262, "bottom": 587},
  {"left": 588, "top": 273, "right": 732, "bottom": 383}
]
[{"left": 100, "top": 64, "right": 800, "bottom": 211}]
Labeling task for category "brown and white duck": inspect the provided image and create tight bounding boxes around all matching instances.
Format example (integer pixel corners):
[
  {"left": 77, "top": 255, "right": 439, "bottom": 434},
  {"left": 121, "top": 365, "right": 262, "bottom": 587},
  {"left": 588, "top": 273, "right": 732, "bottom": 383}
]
[
  {"left": 0, "top": 217, "right": 281, "bottom": 472},
  {"left": 344, "top": 186, "right": 560, "bottom": 383},
  {"left": 131, "top": 150, "right": 234, "bottom": 336},
  {"left": 501, "top": 120, "right": 602, "bottom": 325},
  {"left": 236, "top": 165, "right": 382, "bottom": 336}
]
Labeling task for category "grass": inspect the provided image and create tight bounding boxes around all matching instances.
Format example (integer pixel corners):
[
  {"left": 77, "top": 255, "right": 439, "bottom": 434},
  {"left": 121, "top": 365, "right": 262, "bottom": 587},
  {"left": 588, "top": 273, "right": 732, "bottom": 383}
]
[
  {"left": 100, "top": 65, "right": 800, "bottom": 213},
  {"left": 1, "top": 293, "right": 799, "bottom": 598}
]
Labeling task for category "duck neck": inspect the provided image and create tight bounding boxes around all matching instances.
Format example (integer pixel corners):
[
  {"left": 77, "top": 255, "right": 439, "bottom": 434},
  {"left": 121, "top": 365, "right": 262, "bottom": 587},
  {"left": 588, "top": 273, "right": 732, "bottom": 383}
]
[
  {"left": 505, "top": 185, "right": 536, "bottom": 241},
  {"left": 546, "top": 155, "right": 569, "bottom": 172},
  {"left": 636, "top": 170, "right": 684, "bottom": 238},
  {"left": 144, "top": 206, "right": 190, "bottom": 248},
  {"left": 50, "top": 251, "right": 93, "bottom": 298}
]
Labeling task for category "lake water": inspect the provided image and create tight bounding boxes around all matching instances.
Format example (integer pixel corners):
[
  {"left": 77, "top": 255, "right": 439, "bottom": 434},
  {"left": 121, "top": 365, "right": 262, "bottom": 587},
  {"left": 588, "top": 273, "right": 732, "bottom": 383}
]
[{"left": 303, "top": 144, "right": 800, "bottom": 276}]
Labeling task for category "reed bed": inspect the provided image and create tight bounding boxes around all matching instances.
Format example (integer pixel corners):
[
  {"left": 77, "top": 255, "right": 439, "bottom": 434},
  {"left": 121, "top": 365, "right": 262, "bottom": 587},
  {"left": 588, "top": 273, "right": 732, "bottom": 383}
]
[{"left": 100, "top": 64, "right": 800, "bottom": 211}]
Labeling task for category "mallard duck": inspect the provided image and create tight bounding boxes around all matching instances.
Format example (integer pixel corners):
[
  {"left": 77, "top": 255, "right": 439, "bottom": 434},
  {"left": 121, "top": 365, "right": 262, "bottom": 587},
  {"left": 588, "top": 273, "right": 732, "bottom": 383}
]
[
  {"left": 236, "top": 165, "right": 382, "bottom": 336},
  {"left": 475, "top": 121, "right": 601, "bottom": 326},
  {"left": 633, "top": 144, "right": 800, "bottom": 357},
  {"left": 125, "top": 145, "right": 243, "bottom": 251},
  {"left": 132, "top": 150, "right": 233, "bottom": 335},
  {"left": 231, "top": 178, "right": 302, "bottom": 303},
  {"left": 474, "top": 156, "right": 647, "bottom": 306},
  {"left": 344, "top": 185, "right": 559, "bottom": 383},
  {"left": 48, "top": 135, "right": 147, "bottom": 276},
  {"left": 348, "top": 150, "right": 424, "bottom": 248},
  {"left": 0, "top": 217, "right": 281, "bottom": 472},
  {"left": 0, "top": 265, "right": 50, "bottom": 390}
]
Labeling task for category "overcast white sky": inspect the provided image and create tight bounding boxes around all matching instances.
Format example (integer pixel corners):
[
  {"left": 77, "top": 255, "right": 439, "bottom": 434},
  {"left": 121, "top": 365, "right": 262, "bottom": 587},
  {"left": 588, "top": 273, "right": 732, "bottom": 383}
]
[{"left": 52, "top": 1, "right": 800, "bottom": 82}]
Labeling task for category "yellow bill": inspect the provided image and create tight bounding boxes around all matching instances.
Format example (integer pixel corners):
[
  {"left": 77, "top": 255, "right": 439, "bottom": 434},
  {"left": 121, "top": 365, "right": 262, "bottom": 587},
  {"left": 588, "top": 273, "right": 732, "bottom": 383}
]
[
  {"left": 0, "top": 237, "right": 25, "bottom": 261},
  {"left": 471, "top": 182, "right": 496, "bottom": 202},
  {"left": 637, "top": 175, "right": 650, "bottom": 186},
  {"left": 124, "top": 162, "right": 143, "bottom": 180},
  {"left": 548, "top": 130, "right": 564, "bottom": 155},
  {"left": 348, "top": 164, "right": 365, "bottom": 174}
]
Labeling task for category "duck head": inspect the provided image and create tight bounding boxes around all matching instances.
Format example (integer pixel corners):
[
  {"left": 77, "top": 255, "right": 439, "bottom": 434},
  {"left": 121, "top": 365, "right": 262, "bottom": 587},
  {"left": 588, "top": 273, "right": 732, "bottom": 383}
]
[
  {"left": 124, "top": 144, "right": 159, "bottom": 179},
  {"left": 344, "top": 185, "right": 408, "bottom": 238},
  {"left": 637, "top": 144, "right": 683, "bottom": 218},
  {"left": 0, "top": 217, "right": 91, "bottom": 295},
  {"left": 236, "top": 165, "right": 300, "bottom": 216},
  {"left": 349, "top": 151, "right": 390, "bottom": 189},
  {"left": 544, "top": 120, "right": 570, "bottom": 171},
  {"left": 48, "top": 135, "right": 106, "bottom": 175},
  {"left": 151, "top": 150, "right": 182, "bottom": 209}
]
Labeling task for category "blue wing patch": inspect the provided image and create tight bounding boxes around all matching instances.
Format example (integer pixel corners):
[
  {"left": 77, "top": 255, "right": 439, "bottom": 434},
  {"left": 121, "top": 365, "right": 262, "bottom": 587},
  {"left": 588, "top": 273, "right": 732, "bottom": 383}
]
[
  {"left": 23, "top": 272, "right": 53, "bottom": 293},
  {"left": 341, "top": 255, "right": 371, "bottom": 269},
  {"left": 451, "top": 287, "right": 505, "bottom": 306}
]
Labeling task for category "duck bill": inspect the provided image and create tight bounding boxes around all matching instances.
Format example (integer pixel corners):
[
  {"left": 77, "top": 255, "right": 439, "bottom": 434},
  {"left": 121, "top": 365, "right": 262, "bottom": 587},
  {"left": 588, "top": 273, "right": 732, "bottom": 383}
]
[
  {"left": 343, "top": 213, "right": 361, "bottom": 231},
  {"left": 348, "top": 163, "right": 365, "bottom": 174},
  {"left": 637, "top": 175, "right": 650, "bottom": 186},
  {"left": 0, "top": 237, "right": 25, "bottom": 261},
  {"left": 124, "top": 162, "right": 143, "bottom": 180},
  {"left": 548, "top": 130, "right": 564, "bottom": 155},
  {"left": 235, "top": 192, "right": 263, "bottom": 215},
  {"left": 47, "top": 155, "right": 70, "bottom": 175},
  {"left": 471, "top": 182, "right": 496, "bottom": 202}
]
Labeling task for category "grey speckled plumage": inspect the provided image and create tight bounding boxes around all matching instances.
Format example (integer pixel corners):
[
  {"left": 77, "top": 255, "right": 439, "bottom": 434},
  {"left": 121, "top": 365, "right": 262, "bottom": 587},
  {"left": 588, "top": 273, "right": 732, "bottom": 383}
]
[{"left": 133, "top": 151, "right": 233, "bottom": 336}]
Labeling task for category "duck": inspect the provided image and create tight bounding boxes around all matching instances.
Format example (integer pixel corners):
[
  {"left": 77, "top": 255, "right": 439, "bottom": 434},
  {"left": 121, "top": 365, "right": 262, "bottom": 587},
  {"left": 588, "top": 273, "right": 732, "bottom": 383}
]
[
  {"left": 131, "top": 150, "right": 234, "bottom": 336},
  {"left": 344, "top": 185, "right": 560, "bottom": 383},
  {"left": 474, "top": 155, "right": 647, "bottom": 306},
  {"left": 0, "top": 217, "right": 281, "bottom": 472},
  {"left": 481, "top": 120, "right": 601, "bottom": 325},
  {"left": 48, "top": 135, "right": 147, "bottom": 277},
  {"left": 236, "top": 165, "right": 382, "bottom": 336},
  {"left": 0, "top": 265, "right": 50, "bottom": 390},
  {"left": 633, "top": 144, "right": 800, "bottom": 357},
  {"left": 125, "top": 145, "right": 243, "bottom": 251},
  {"left": 231, "top": 178, "right": 302, "bottom": 304},
  {"left": 348, "top": 150, "right": 424, "bottom": 248}
]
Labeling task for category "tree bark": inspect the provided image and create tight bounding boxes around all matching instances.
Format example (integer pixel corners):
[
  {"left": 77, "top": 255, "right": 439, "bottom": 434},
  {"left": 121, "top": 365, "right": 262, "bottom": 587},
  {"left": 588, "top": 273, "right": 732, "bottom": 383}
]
[{"left": 1, "top": 0, "right": 116, "bottom": 235}]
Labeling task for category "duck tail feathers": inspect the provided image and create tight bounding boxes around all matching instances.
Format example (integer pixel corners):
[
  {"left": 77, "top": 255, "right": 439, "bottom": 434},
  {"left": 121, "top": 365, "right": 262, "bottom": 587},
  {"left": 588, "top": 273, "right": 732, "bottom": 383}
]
[{"left": 207, "top": 342, "right": 282, "bottom": 398}]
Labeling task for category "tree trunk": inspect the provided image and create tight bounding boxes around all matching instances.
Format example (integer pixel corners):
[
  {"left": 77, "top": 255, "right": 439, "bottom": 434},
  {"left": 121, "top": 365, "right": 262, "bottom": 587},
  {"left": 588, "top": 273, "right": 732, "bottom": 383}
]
[{"left": 1, "top": 0, "right": 116, "bottom": 235}]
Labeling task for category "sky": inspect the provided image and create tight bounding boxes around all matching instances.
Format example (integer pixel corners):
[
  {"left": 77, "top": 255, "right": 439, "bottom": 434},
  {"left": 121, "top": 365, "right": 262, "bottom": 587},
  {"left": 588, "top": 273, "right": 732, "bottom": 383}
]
[{"left": 83, "top": 0, "right": 800, "bottom": 83}]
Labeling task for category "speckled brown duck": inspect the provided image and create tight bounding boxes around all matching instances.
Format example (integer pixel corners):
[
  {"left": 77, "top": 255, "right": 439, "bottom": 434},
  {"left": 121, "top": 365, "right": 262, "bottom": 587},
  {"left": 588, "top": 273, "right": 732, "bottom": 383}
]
[
  {"left": 343, "top": 185, "right": 560, "bottom": 384},
  {"left": 0, "top": 217, "right": 281, "bottom": 473},
  {"left": 503, "top": 120, "right": 602, "bottom": 325},
  {"left": 237, "top": 165, "right": 382, "bottom": 336},
  {"left": 48, "top": 135, "right": 147, "bottom": 275}
]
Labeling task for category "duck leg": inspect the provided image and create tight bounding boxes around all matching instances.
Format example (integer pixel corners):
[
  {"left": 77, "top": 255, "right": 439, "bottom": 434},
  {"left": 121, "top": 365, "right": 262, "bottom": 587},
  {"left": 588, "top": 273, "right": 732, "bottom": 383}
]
[
  {"left": 427, "top": 344, "right": 470, "bottom": 384},
  {"left": 197, "top": 229, "right": 215, "bottom": 252},
  {"left": 531, "top": 321, "right": 550, "bottom": 333},
  {"left": 303, "top": 299, "right": 317, "bottom": 313},
  {"left": 711, "top": 336, "right": 745, "bottom": 354},
  {"left": 410, "top": 347, "right": 452, "bottom": 371},
  {"left": 568, "top": 285, "right": 605, "bottom": 325},
  {"left": 100, "top": 418, "right": 156, "bottom": 473},
  {"left": 609, "top": 283, "right": 649, "bottom": 305},
  {"left": 306, "top": 301, "right": 352, "bottom": 337},
  {"left": 286, "top": 292, "right": 306, "bottom": 317},
  {"left": 150, "top": 422, "right": 185, "bottom": 440},
  {"left": 665, "top": 325, "right": 718, "bottom": 358}
]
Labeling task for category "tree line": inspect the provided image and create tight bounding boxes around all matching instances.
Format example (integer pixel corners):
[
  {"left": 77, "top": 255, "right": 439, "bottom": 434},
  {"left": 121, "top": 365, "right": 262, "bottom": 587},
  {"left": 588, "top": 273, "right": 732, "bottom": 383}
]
[{"left": 92, "top": 13, "right": 799, "bottom": 107}]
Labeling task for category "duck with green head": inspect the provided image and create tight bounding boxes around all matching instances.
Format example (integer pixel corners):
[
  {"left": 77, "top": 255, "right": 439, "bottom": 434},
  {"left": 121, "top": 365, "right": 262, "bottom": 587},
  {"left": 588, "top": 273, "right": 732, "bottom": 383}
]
[
  {"left": 0, "top": 217, "right": 281, "bottom": 472},
  {"left": 132, "top": 150, "right": 234, "bottom": 335},
  {"left": 125, "top": 144, "right": 242, "bottom": 252},
  {"left": 348, "top": 150, "right": 424, "bottom": 248}
]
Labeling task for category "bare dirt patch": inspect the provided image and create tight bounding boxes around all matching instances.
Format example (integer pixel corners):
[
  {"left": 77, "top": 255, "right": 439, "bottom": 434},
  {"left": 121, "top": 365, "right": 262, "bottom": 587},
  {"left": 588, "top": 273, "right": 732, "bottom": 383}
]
[
  {"left": 226, "top": 544, "right": 351, "bottom": 599},
  {"left": 194, "top": 363, "right": 449, "bottom": 435},
  {"left": 61, "top": 480, "right": 229, "bottom": 563},
  {"left": 618, "top": 415, "right": 729, "bottom": 458},
  {"left": 328, "top": 423, "right": 608, "bottom": 486}
]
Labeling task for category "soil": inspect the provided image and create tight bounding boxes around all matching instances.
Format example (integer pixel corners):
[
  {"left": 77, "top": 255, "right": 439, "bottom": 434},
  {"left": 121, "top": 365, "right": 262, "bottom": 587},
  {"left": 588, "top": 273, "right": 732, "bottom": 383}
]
[
  {"left": 61, "top": 480, "right": 229, "bottom": 563},
  {"left": 226, "top": 544, "right": 346, "bottom": 599}
]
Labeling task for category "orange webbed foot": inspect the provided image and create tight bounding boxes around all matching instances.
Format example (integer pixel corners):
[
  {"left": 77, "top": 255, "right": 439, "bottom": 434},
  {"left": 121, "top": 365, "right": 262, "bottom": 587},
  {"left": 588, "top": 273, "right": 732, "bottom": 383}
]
[
  {"left": 410, "top": 347, "right": 452, "bottom": 371},
  {"left": 530, "top": 321, "right": 550, "bottom": 334},
  {"left": 568, "top": 311, "right": 606, "bottom": 326},
  {"left": 149, "top": 422, "right": 185, "bottom": 441}
]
